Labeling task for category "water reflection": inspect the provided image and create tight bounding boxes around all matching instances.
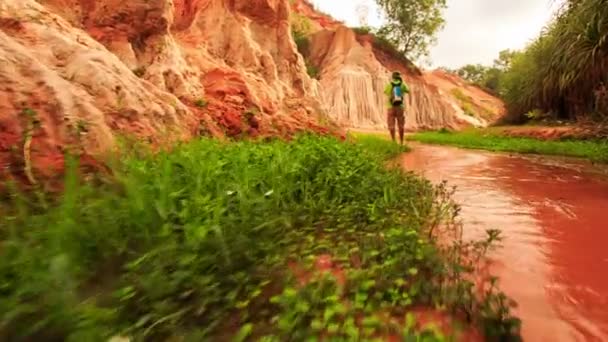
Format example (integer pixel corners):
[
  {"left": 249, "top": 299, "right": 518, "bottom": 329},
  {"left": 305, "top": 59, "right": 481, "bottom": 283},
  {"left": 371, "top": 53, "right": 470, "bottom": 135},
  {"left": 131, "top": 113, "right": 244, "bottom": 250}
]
[{"left": 401, "top": 144, "right": 608, "bottom": 342}]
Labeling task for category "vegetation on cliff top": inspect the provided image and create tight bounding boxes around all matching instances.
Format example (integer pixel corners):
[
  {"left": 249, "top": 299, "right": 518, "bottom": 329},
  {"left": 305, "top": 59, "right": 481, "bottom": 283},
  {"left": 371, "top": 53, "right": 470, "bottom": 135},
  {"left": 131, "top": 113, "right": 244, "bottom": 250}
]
[
  {"left": 374, "top": 0, "right": 447, "bottom": 61},
  {"left": 500, "top": 0, "right": 608, "bottom": 123},
  {"left": 446, "top": 0, "right": 608, "bottom": 124},
  {"left": 290, "top": 10, "right": 319, "bottom": 79},
  {"left": 0, "top": 135, "right": 520, "bottom": 341},
  {"left": 443, "top": 50, "right": 517, "bottom": 96}
]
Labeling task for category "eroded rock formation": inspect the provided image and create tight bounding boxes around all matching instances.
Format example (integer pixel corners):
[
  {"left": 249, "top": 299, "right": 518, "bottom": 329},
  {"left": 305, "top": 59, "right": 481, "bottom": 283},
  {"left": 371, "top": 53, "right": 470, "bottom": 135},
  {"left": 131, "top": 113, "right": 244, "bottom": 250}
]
[
  {"left": 293, "top": 0, "right": 505, "bottom": 130},
  {"left": 0, "top": 0, "right": 505, "bottom": 184},
  {"left": 0, "top": 0, "right": 333, "bottom": 184}
]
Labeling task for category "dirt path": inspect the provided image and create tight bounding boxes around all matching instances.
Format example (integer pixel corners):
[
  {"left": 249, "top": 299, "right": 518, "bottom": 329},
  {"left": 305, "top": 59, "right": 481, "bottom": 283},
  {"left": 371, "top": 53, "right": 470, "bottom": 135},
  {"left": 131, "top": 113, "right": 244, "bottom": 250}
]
[{"left": 401, "top": 143, "right": 608, "bottom": 342}]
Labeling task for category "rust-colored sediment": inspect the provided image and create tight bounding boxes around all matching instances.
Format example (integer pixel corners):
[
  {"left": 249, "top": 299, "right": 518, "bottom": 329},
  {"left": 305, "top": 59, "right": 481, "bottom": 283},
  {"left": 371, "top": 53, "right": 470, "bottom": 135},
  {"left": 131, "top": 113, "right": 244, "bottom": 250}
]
[{"left": 401, "top": 144, "right": 608, "bottom": 342}]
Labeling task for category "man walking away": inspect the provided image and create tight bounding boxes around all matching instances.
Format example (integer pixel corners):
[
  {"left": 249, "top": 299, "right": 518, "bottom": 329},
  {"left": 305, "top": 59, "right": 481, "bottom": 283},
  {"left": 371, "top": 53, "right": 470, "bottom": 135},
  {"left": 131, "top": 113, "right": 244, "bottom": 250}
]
[{"left": 384, "top": 71, "right": 410, "bottom": 145}]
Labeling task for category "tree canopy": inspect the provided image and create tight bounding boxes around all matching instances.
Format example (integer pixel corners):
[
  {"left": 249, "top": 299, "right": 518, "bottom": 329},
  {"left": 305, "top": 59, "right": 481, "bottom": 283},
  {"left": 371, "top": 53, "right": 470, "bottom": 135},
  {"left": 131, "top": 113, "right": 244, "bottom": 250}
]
[
  {"left": 374, "top": 0, "right": 447, "bottom": 61},
  {"left": 445, "top": 49, "right": 517, "bottom": 94},
  {"left": 500, "top": 0, "right": 608, "bottom": 122}
]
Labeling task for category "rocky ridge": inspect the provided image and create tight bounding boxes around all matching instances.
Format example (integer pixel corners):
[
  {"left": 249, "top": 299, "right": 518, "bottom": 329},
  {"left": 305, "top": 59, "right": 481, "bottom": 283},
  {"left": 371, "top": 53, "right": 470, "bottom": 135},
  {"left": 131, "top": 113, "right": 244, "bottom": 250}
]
[
  {"left": 0, "top": 0, "right": 505, "bottom": 184},
  {"left": 0, "top": 0, "right": 333, "bottom": 183},
  {"left": 293, "top": 0, "right": 505, "bottom": 130}
]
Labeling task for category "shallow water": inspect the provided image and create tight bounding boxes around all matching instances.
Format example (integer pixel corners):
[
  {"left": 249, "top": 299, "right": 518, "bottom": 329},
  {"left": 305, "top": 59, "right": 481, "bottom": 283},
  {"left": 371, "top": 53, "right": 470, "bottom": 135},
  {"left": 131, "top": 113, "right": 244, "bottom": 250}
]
[{"left": 401, "top": 144, "right": 608, "bottom": 342}]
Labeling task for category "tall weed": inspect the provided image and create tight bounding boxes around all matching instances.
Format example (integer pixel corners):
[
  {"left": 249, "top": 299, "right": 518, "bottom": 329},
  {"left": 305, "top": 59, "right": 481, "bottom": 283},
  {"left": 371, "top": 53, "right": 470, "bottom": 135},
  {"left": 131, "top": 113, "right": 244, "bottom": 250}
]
[{"left": 0, "top": 135, "right": 519, "bottom": 340}]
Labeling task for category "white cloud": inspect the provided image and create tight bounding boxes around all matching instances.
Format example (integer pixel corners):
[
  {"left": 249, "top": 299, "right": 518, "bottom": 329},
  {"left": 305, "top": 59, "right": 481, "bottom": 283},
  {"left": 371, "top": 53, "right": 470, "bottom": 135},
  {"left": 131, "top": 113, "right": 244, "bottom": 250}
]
[{"left": 310, "top": 0, "right": 564, "bottom": 68}]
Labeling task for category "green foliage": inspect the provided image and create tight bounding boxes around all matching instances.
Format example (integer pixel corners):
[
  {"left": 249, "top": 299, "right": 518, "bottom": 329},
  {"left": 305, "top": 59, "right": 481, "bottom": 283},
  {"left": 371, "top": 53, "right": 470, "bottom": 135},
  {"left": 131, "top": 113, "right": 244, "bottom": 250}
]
[
  {"left": 454, "top": 64, "right": 487, "bottom": 84},
  {"left": 349, "top": 132, "right": 410, "bottom": 157},
  {"left": 481, "top": 67, "right": 503, "bottom": 93},
  {"left": 0, "top": 136, "right": 520, "bottom": 340},
  {"left": 408, "top": 129, "right": 608, "bottom": 162},
  {"left": 290, "top": 11, "right": 319, "bottom": 79},
  {"left": 306, "top": 62, "right": 319, "bottom": 79},
  {"left": 294, "top": 34, "right": 310, "bottom": 57},
  {"left": 194, "top": 98, "right": 207, "bottom": 108},
  {"left": 451, "top": 89, "right": 476, "bottom": 117},
  {"left": 291, "top": 12, "right": 312, "bottom": 56},
  {"left": 374, "top": 0, "right": 447, "bottom": 60},
  {"left": 500, "top": 0, "right": 608, "bottom": 122},
  {"left": 524, "top": 109, "right": 546, "bottom": 121},
  {"left": 450, "top": 89, "right": 493, "bottom": 118},
  {"left": 494, "top": 49, "right": 517, "bottom": 70},
  {"left": 351, "top": 26, "right": 419, "bottom": 72},
  {"left": 352, "top": 26, "right": 373, "bottom": 35},
  {"left": 448, "top": 49, "right": 516, "bottom": 94}
]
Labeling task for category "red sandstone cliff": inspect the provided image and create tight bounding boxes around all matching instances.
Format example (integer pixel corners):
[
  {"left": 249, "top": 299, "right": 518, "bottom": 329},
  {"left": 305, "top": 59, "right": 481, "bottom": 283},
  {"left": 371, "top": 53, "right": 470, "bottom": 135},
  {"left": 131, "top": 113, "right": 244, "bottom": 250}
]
[
  {"left": 0, "top": 0, "right": 505, "bottom": 184},
  {"left": 0, "top": 0, "right": 334, "bottom": 182},
  {"left": 292, "top": 0, "right": 505, "bottom": 130}
]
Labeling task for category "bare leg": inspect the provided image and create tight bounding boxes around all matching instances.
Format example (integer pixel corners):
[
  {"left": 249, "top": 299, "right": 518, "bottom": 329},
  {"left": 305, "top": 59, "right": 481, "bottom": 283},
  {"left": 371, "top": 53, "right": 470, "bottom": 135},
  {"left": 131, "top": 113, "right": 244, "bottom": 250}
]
[
  {"left": 387, "top": 108, "right": 396, "bottom": 142},
  {"left": 397, "top": 107, "right": 405, "bottom": 145}
]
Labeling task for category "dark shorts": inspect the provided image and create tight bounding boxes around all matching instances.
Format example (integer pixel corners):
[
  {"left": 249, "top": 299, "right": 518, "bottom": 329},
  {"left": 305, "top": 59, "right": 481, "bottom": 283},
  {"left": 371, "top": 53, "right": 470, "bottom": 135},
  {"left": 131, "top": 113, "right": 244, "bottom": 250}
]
[{"left": 387, "top": 106, "right": 405, "bottom": 130}]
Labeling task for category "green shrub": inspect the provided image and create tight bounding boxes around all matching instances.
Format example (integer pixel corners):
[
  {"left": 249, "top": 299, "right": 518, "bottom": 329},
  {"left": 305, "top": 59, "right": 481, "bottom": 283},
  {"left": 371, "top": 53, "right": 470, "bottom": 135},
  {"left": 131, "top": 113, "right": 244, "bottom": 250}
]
[
  {"left": 306, "top": 62, "right": 319, "bottom": 79},
  {"left": 450, "top": 88, "right": 493, "bottom": 118},
  {"left": 194, "top": 98, "right": 207, "bottom": 108},
  {"left": 294, "top": 35, "right": 310, "bottom": 56},
  {"left": 524, "top": 109, "right": 545, "bottom": 120},
  {"left": 352, "top": 26, "right": 372, "bottom": 35},
  {"left": 0, "top": 135, "right": 520, "bottom": 340},
  {"left": 350, "top": 132, "right": 410, "bottom": 157},
  {"left": 291, "top": 12, "right": 312, "bottom": 56},
  {"left": 501, "top": 0, "right": 608, "bottom": 122}
]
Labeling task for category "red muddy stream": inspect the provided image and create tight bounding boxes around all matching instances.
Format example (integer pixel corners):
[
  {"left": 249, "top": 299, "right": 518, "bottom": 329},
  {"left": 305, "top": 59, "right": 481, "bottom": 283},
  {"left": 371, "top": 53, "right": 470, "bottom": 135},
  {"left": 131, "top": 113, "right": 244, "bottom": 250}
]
[{"left": 401, "top": 144, "right": 608, "bottom": 342}]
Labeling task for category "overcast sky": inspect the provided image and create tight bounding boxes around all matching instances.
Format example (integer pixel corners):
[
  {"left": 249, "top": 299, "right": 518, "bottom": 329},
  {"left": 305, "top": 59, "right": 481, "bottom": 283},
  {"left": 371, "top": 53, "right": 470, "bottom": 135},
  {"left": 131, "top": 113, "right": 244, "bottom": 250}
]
[{"left": 311, "top": 0, "right": 564, "bottom": 68}]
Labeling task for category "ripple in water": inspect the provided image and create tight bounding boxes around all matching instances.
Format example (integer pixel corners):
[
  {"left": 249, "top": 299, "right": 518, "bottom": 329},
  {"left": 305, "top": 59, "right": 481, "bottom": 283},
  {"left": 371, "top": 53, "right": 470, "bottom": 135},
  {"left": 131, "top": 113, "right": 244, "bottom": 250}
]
[{"left": 401, "top": 143, "right": 608, "bottom": 342}]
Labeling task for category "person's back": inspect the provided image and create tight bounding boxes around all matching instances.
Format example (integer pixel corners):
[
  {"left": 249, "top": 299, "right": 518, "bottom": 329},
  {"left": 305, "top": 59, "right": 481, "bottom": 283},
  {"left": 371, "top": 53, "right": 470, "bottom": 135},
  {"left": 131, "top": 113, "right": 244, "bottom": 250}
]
[{"left": 384, "top": 71, "right": 410, "bottom": 144}]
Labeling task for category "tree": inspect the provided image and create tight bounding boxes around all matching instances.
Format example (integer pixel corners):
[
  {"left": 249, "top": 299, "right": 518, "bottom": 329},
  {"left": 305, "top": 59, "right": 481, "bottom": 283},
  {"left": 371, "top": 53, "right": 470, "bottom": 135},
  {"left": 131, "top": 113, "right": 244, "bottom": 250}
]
[
  {"left": 493, "top": 49, "right": 517, "bottom": 70},
  {"left": 481, "top": 67, "right": 502, "bottom": 93},
  {"left": 448, "top": 49, "right": 520, "bottom": 94},
  {"left": 375, "top": 0, "right": 447, "bottom": 61},
  {"left": 500, "top": 0, "right": 608, "bottom": 122},
  {"left": 456, "top": 64, "right": 487, "bottom": 84}
]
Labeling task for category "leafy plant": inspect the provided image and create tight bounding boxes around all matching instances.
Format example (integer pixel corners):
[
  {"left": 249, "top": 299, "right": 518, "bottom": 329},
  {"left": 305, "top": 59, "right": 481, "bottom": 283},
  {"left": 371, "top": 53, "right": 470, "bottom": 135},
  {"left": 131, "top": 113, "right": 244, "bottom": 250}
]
[
  {"left": 500, "top": 0, "right": 608, "bottom": 122},
  {"left": 352, "top": 26, "right": 372, "bottom": 35},
  {"left": 0, "top": 135, "right": 520, "bottom": 340},
  {"left": 306, "top": 62, "right": 319, "bottom": 79},
  {"left": 289, "top": 10, "right": 320, "bottom": 78},
  {"left": 194, "top": 98, "right": 208, "bottom": 108},
  {"left": 374, "top": 0, "right": 447, "bottom": 61},
  {"left": 524, "top": 109, "right": 544, "bottom": 120},
  {"left": 450, "top": 89, "right": 493, "bottom": 118},
  {"left": 447, "top": 50, "right": 516, "bottom": 94},
  {"left": 290, "top": 12, "right": 312, "bottom": 56}
]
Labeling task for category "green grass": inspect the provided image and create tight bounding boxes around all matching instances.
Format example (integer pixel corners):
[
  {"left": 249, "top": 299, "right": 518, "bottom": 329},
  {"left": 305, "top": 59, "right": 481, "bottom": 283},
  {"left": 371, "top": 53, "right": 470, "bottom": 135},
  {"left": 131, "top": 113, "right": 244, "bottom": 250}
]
[
  {"left": 349, "top": 131, "right": 410, "bottom": 158},
  {"left": 0, "top": 135, "right": 519, "bottom": 341},
  {"left": 450, "top": 89, "right": 493, "bottom": 118},
  {"left": 408, "top": 129, "right": 608, "bottom": 163}
]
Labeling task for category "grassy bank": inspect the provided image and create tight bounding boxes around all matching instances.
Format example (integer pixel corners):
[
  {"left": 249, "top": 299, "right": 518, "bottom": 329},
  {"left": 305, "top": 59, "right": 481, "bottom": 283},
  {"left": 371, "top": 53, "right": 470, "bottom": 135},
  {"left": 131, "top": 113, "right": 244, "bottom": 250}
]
[
  {"left": 347, "top": 131, "right": 409, "bottom": 157},
  {"left": 0, "top": 135, "right": 519, "bottom": 341},
  {"left": 408, "top": 129, "right": 608, "bottom": 163}
]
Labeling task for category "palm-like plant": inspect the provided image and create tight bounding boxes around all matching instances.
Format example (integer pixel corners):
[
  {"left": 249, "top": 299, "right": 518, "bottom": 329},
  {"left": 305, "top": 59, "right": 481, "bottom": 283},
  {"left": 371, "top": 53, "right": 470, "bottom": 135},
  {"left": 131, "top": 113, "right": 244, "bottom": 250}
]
[{"left": 502, "top": 0, "right": 608, "bottom": 122}]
